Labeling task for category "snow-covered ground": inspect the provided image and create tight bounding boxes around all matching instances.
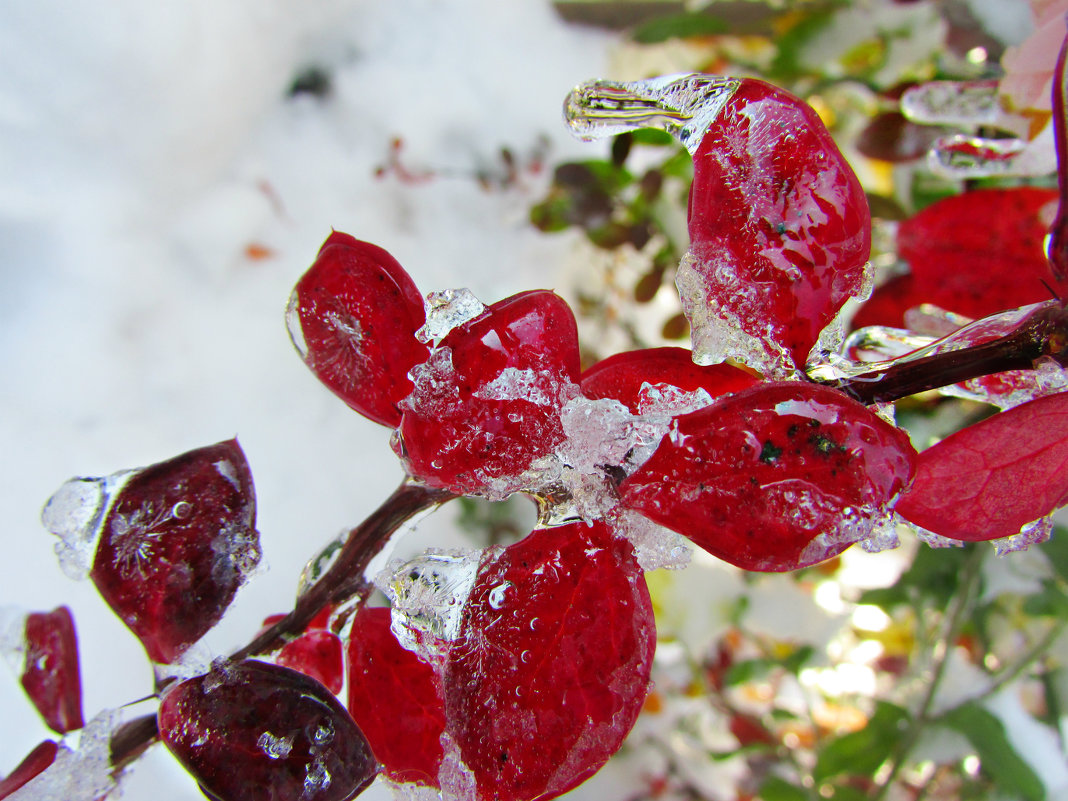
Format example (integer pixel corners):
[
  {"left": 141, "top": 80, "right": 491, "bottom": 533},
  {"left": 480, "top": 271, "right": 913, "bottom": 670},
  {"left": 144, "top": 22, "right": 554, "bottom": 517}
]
[{"left": 0, "top": 2, "right": 618, "bottom": 798}]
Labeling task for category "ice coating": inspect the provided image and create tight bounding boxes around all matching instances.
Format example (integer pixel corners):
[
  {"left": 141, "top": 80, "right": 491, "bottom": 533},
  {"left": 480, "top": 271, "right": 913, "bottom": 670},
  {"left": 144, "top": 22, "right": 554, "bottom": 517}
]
[
  {"left": 899, "top": 80, "right": 1001, "bottom": 127},
  {"left": 380, "top": 551, "right": 483, "bottom": 666},
  {"left": 608, "top": 508, "right": 692, "bottom": 571},
  {"left": 417, "top": 288, "right": 486, "bottom": 345},
  {"left": 7, "top": 711, "right": 119, "bottom": 801},
  {"left": 297, "top": 529, "right": 350, "bottom": 598},
  {"left": 991, "top": 516, "right": 1054, "bottom": 556},
  {"left": 564, "top": 73, "right": 741, "bottom": 155},
  {"left": 40, "top": 472, "right": 131, "bottom": 581}
]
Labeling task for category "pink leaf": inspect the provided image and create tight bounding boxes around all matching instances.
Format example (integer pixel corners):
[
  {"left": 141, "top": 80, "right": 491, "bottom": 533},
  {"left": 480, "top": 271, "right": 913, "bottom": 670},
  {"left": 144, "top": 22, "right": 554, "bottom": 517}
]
[{"left": 896, "top": 390, "right": 1068, "bottom": 540}]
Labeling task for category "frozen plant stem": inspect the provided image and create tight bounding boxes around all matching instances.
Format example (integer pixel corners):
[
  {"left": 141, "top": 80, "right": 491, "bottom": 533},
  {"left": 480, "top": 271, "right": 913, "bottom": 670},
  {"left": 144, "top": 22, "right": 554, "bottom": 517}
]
[
  {"left": 828, "top": 301, "right": 1068, "bottom": 404},
  {"left": 109, "top": 480, "right": 455, "bottom": 769}
]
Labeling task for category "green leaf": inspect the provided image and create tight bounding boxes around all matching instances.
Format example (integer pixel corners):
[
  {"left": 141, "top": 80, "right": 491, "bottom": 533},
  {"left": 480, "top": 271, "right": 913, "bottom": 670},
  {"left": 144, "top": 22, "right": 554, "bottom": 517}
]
[
  {"left": 1038, "top": 525, "right": 1068, "bottom": 584},
  {"left": 942, "top": 703, "right": 1046, "bottom": 801},
  {"left": 1022, "top": 581, "right": 1068, "bottom": 618},
  {"left": 814, "top": 701, "right": 909, "bottom": 782},
  {"left": 758, "top": 775, "right": 810, "bottom": 801},
  {"left": 858, "top": 543, "right": 973, "bottom": 608},
  {"left": 630, "top": 12, "right": 727, "bottom": 44},
  {"left": 629, "top": 129, "right": 675, "bottom": 147},
  {"left": 768, "top": 9, "right": 836, "bottom": 82}
]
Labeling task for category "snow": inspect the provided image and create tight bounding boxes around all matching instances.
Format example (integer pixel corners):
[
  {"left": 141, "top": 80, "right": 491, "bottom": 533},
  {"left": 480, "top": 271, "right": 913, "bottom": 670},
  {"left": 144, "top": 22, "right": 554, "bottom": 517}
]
[{"left": 0, "top": 2, "right": 613, "bottom": 799}]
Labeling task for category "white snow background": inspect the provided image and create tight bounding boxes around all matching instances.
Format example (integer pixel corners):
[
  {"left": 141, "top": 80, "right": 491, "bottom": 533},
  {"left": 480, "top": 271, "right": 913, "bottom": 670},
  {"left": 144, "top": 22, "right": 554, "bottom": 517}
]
[{"left": 0, "top": 1, "right": 618, "bottom": 798}]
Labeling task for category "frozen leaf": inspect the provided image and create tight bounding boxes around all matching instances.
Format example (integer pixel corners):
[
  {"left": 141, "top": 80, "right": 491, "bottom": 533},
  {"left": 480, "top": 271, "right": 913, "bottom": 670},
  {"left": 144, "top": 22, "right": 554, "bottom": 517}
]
[
  {"left": 6, "top": 712, "right": 119, "bottom": 801},
  {"left": 896, "top": 391, "right": 1068, "bottom": 541},
  {"left": 19, "top": 607, "right": 84, "bottom": 733},
  {"left": 82, "top": 439, "right": 261, "bottom": 664},
  {"left": 395, "top": 290, "right": 581, "bottom": 498},
  {"left": 0, "top": 741, "right": 58, "bottom": 800},
  {"left": 621, "top": 382, "right": 916, "bottom": 571},
  {"left": 442, "top": 522, "right": 655, "bottom": 801},
  {"left": 159, "top": 660, "right": 377, "bottom": 801},
  {"left": 346, "top": 607, "right": 445, "bottom": 786},
  {"left": 288, "top": 232, "right": 429, "bottom": 428}
]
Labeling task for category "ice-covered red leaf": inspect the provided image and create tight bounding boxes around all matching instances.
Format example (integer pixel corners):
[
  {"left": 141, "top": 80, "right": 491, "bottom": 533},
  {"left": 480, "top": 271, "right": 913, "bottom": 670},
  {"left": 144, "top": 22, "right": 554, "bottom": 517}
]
[
  {"left": 346, "top": 606, "right": 445, "bottom": 786},
  {"left": 894, "top": 187, "right": 1058, "bottom": 322},
  {"left": 288, "top": 232, "right": 430, "bottom": 427},
  {"left": 0, "top": 740, "right": 58, "bottom": 800},
  {"left": 681, "top": 79, "right": 871, "bottom": 375},
  {"left": 89, "top": 439, "right": 261, "bottom": 664},
  {"left": 159, "top": 660, "right": 377, "bottom": 801},
  {"left": 277, "top": 630, "right": 344, "bottom": 696},
  {"left": 442, "top": 522, "right": 655, "bottom": 801},
  {"left": 20, "top": 607, "right": 83, "bottom": 733},
  {"left": 896, "top": 391, "right": 1068, "bottom": 540},
  {"left": 621, "top": 383, "right": 916, "bottom": 571},
  {"left": 395, "top": 290, "right": 581, "bottom": 497},
  {"left": 580, "top": 347, "right": 757, "bottom": 414}
]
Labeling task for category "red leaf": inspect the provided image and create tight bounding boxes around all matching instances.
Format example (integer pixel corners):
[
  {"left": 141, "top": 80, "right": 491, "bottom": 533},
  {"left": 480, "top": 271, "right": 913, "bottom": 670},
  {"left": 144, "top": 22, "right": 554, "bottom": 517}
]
[
  {"left": 621, "top": 383, "right": 916, "bottom": 571},
  {"left": 277, "top": 630, "right": 345, "bottom": 696},
  {"left": 91, "top": 439, "right": 261, "bottom": 664},
  {"left": 346, "top": 606, "right": 445, "bottom": 786},
  {"left": 442, "top": 522, "right": 655, "bottom": 801},
  {"left": 896, "top": 391, "right": 1068, "bottom": 540},
  {"left": 21, "top": 607, "right": 83, "bottom": 733},
  {"left": 0, "top": 741, "right": 58, "bottom": 800}
]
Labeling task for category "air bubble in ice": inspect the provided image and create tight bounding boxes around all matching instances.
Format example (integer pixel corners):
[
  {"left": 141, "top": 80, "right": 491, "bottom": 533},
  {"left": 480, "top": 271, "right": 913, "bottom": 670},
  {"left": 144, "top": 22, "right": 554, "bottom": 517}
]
[
  {"left": 379, "top": 551, "right": 482, "bottom": 663},
  {"left": 257, "top": 730, "right": 294, "bottom": 759},
  {"left": 487, "top": 581, "right": 512, "bottom": 610},
  {"left": 417, "top": 288, "right": 486, "bottom": 345},
  {"left": 41, "top": 472, "right": 132, "bottom": 581}
]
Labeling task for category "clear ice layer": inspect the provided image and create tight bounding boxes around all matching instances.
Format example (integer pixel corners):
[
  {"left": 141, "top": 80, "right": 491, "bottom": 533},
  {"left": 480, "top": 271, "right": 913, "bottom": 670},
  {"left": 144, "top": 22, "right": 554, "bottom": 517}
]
[
  {"left": 899, "top": 80, "right": 1001, "bottom": 127},
  {"left": 8, "top": 711, "right": 120, "bottom": 801},
  {"left": 40, "top": 472, "right": 133, "bottom": 581},
  {"left": 564, "top": 74, "right": 740, "bottom": 155},
  {"left": 379, "top": 551, "right": 483, "bottom": 665},
  {"left": 417, "top": 288, "right": 486, "bottom": 345}
]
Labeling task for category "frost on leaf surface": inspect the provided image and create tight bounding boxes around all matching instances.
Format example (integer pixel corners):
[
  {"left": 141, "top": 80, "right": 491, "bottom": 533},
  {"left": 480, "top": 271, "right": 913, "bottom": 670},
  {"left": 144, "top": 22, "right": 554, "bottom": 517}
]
[
  {"left": 895, "top": 391, "right": 1068, "bottom": 542},
  {"left": 6, "top": 712, "right": 118, "bottom": 801},
  {"left": 395, "top": 290, "right": 581, "bottom": 498},
  {"left": 621, "top": 382, "right": 916, "bottom": 571},
  {"left": 158, "top": 660, "right": 377, "bottom": 801},
  {"left": 83, "top": 439, "right": 261, "bottom": 664},
  {"left": 681, "top": 79, "right": 871, "bottom": 377},
  {"left": 441, "top": 522, "right": 655, "bottom": 801},
  {"left": 346, "top": 607, "right": 445, "bottom": 786},
  {"left": 288, "top": 232, "right": 429, "bottom": 428}
]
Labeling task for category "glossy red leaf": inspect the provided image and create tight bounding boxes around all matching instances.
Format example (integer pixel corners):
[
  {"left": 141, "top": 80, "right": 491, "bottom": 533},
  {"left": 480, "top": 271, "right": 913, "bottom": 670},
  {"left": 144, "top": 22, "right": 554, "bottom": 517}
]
[
  {"left": 580, "top": 347, "right": 757, "bottom": 414},
  {"left": 346, "top": 606, "right": 445, "bottom": 786},
  {"left": 159, "top": 660, "right": 377, "bottom": 801},
  {"left": 0, "top": 740, "right": 58, "bottom": 800},
  {"left": 896, "top": 187, "right": 1058, "bottom": 321},
  {"left": 442, "top": 522, "right": 655, "bottom": 801},
  {"left": 896, "top": 391, "right": 1068, "bottom": 540},
  {"left": 395, "top": 290, "right": 581, "bottom": 497},
  {"left": 91, "top": 439, "right": 260, "bottom": 664},
  {"left": 683, "top": 79, "right": 871, "bottom": 374},
  {"left": 621, "top": 383, "right": 916, "bottom": 571},
  {"left": 277, "top": 630, "right": 345, "bottom": 696},
  {"left": 289, "top": 232, "right": 430, "bottom": 427},
  {"left": 20, "top": 607, "right": 83, "bottom": 733}
]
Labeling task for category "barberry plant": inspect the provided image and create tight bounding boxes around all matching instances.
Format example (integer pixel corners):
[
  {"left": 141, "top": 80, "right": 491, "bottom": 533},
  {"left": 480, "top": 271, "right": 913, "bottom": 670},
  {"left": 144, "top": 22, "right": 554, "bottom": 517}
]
[{"left": 7, "top": 19, "right": 1068, "bottom": 801}]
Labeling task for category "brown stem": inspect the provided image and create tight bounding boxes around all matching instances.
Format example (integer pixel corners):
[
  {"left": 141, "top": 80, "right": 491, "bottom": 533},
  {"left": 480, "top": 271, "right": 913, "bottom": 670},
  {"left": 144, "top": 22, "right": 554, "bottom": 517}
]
[
  {"left": 829, "top": 302, "right": 1068, "bottom": 404},
  {"left": 106, "top": 479, "right": 455, "bottom": 770}
]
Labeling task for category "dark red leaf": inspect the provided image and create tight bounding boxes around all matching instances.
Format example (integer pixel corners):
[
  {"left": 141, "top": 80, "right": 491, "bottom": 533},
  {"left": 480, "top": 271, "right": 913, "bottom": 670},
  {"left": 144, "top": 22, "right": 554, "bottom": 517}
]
[
  {"left": 21, "top": 606, "right": 83, "bottom": 733},
  {"left": 621, "top": 383, "right": 916, "bottom": 571},
  {"left": 395, "top": 290, "right": 581, "bottom": 497},
  {"left": 346, "top": 607, "right": 445, "bottom": 786},
  {"left": 442, "top": 522, "right": 655, "bottom": 801},
  {"left": 580, "top": 347, "right": 757, "bottom": 413},
  {"left": 684, "top": 79, "right": 871, "bottom": 373},
  {"left": 896, "top": 391, "right": 1068, "bottom": 540},
  {"left": 159, "top": 660, "right": 377, "bottom": 801},
  {"left": 289, "top": 232, "right": 430, "bottom": 427},
  {"left": 0, "top": 741, "right": 58, "bottom": 800},
  {"left": 91, "top": 439, "right": 260, "bottom": 664}
]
